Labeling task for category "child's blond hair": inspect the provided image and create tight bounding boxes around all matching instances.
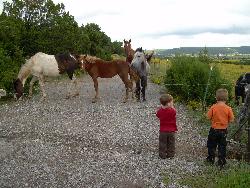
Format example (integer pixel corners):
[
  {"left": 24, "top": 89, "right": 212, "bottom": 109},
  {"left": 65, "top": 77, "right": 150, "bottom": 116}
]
[
  {"left": 160, "top": 94, "right": 173, "bottom": 106},
  {"left": 216, "top": 88, "right": 228, "bottom": 101}
]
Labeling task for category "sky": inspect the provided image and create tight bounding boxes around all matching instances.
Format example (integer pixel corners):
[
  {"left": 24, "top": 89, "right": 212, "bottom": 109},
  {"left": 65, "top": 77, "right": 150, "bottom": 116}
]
[{"left": 1, "top": 0, "right": 250, "bottom": 50}]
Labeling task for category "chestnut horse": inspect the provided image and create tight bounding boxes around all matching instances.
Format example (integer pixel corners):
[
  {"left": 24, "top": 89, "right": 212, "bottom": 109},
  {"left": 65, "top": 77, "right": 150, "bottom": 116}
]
[
  {"left": 14, "top": 52, "right": 82, "bottom": 100},
  {"left": 123, "top": 39, "right": 135, "bottom": 64},
  {"left": 77, "top": 55, "right": 138, "bottom": 103}
]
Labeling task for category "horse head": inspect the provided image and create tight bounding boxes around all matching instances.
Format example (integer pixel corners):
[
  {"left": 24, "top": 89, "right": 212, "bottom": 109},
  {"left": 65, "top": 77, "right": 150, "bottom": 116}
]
[
  {"left": 131, "top": 51, "right": 146, "bottom": 76},
  {"left": 123, "top": 39, "right": 131, "bottom": 55},
  {"left": 76, "top": 55, "right": 98, "bottom": 70},
  {"left": 13, "top": 78, "right": 23, "bottom": 100},
  {"left": 135, "top": 47, "right": 143, "bottom": 53},
  {"left": 73, "top": 54, "right": 85, "bottom": 69},
  {"left": 123, "top": 39, "right": 135, "bottom": 62}
]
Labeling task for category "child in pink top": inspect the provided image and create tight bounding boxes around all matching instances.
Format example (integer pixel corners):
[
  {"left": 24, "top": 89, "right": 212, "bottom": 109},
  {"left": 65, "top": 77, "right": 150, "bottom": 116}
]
[{"left": 156, "top": 94, "right": 177, "bottom": 159}]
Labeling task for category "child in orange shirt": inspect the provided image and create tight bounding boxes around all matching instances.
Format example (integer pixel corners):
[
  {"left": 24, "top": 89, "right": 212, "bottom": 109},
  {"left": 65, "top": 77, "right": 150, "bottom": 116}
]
[{"left": 206, "top": 88, "right": 234, "bottom": 168}]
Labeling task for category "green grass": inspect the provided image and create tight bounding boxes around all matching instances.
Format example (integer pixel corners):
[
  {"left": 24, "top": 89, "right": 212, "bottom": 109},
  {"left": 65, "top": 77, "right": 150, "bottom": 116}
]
[
  {"left": 150, "top": 58, "right": 171, "bottom": 85},
  {"left": 176, "top": 161, "right": 250, "bottom": 188}
]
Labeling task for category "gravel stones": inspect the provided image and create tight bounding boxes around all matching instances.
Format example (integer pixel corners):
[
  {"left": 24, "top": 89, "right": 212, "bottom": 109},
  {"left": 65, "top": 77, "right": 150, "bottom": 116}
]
[{"left": 0, "top": 76, "right": 206, "bottom": 187}]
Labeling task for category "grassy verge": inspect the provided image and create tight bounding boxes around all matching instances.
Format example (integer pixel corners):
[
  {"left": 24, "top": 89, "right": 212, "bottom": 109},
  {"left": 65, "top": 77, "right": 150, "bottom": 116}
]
[{"left": 177, "top": 161, "right": 250, "bottom": 188}]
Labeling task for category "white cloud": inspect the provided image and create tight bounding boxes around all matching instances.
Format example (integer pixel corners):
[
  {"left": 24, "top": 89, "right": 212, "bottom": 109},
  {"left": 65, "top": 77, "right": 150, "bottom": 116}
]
[{"left": 1, "top": 0, "right": 250, "bottom": 49}]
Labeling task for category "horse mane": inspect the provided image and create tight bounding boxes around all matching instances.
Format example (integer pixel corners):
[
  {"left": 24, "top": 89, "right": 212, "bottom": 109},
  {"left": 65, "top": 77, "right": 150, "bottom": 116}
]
[
  {"left": 86, "top": 55, "right": 102, "bottom": 63},
  {"left": 81, "top": 55, "right": 120, "bottom": 64}
]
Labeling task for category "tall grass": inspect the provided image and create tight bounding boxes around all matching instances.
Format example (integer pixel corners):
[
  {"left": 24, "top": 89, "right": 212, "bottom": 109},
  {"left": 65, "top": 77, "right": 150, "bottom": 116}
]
[
  {"left": 150, "top": 58, "right": 171, "bottom": 85},
  {"left": 215, "top": 63, "right": 250, "bottom": 84}
]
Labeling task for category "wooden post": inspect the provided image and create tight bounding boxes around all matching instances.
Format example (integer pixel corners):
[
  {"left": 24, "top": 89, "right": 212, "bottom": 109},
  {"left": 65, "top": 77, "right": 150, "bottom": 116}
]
[
  {"left": 248, "top": 112, "right": 250, "bottom": 162},
  {"left": 246, "top": 85, "right": 250, "bottom": 161}
]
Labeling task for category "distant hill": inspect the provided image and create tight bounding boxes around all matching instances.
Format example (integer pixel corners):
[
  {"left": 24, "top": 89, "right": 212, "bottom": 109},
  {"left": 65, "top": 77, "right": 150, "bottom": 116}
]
[{"left": 154, "top": 46, "right": 250, "bottom": 57}]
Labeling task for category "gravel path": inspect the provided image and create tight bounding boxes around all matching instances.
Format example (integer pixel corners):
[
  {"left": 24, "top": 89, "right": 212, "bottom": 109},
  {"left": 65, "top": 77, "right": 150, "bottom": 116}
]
[{"left": 0, "top": 75, "right": 207, "bottom": 188}]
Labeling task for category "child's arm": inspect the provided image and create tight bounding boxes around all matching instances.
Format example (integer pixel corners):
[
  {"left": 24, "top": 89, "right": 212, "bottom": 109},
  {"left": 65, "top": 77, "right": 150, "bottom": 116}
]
[
  {"left": 156, "top": 107, "right": 161, "bottom": 118},
  {"left": 228, "top": 108, "right": 235, "bottom": 123},
  {"left": 207, "top": 107, "right": 213, "bottom": 120}
]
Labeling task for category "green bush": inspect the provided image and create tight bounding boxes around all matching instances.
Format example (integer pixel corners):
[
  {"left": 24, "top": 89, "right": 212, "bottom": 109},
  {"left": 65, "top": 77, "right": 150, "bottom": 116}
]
[
  {"left": 164, "top": 55, "right": 233, "bottom": 106},
  {"left": 0, "top": 47, "right": 24, "bottom": 98}
]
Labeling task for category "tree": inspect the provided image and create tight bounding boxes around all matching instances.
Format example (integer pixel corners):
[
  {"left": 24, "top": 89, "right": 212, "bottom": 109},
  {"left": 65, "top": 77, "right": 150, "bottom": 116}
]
[
  {"left": 80, "top": 23, "right": 113, "bottom": 59},
  {"left": 199, "top": 46, "right": 211, "bottom": 64}
]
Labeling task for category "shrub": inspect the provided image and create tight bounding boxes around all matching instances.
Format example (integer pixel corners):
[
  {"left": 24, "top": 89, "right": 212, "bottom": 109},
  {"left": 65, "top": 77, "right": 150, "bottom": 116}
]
[
  {"left": 164, "top": 55, "right": 233, "bottom": 106},
  {"left": 0, "top": 47, "right": 24, "bottom": 98}
]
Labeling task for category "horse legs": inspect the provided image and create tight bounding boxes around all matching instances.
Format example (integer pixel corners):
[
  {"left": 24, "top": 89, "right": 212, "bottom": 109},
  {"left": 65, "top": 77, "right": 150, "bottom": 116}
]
[
  {"left": 131, "top": 80, "right": 135, "bottom": 99},
  {"left": 28, "top": 76, "right": 38, "bottom": 98},
  {"left": 38, "top": 75, "right": 47, "bottom": 100},
  {"left": 92, "top": 77, "right": 99, "bottom": 103},
  {"left": 118, "top": 74, "right": 132, "bottom": 103},
  {"left": 135, "top": 80, "right": 141, "bottom": 102},
  {"left": 235, "top": 96, "right": 240, "bottom": 105},
  {"left": 72, "top": 75, "right": 80, "bottom": 97},
  {"left": 141, "top": 76, "right": 147, "bottom": 101},
  {"left": 66, "top": 74, "right": 79, "bottom": 99},
  {"left": 242, "top": 94, "right": 246, "bottom": 104}
]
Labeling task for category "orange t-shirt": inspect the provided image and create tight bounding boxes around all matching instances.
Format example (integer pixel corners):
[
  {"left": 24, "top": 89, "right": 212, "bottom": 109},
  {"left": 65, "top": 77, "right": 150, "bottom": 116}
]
[{"left": 207, "top": 102, "right": 234, "bottom": 129}]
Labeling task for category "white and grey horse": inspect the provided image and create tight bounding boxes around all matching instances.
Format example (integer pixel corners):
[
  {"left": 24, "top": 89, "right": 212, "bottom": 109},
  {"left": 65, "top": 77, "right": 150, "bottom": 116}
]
[
  {"left": 131, "top": 50, "right": 150, "bottom": 101},
  {"left": 13, "top": 52, "right": 82, "bottom": 100}
]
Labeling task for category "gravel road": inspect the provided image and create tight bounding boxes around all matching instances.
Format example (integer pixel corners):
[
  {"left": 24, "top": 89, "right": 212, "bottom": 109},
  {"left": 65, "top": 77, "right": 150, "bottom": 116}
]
[{"left": 0, "top": 75, "right": 207, "bottom": 188}]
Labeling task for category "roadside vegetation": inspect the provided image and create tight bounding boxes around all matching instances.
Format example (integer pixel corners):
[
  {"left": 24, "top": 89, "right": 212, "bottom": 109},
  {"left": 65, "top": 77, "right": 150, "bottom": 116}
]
[
  {"left": 0, "top": 0, "right": 125, "bottom": 99},
  {"left": 150, "top": 51, "right": 250, "bottom": 188}
]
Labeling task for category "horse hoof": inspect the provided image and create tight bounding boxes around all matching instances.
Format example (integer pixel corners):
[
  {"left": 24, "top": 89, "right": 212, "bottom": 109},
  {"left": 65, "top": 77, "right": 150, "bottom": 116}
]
[
  {"left": 40, "top": 97, "right": 46, "bottom": 102},
  {"left": 92, "top": 98, "right": 98, "bottom": 103},
  {"left": 71, "top": 93, "right": 79, "bottom": 98},
  {"left": 122, "top": 99, "right": 128, "bottom": 103}
]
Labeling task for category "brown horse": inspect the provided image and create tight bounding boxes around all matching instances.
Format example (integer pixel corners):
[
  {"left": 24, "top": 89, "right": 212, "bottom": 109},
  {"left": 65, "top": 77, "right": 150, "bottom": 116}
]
[
  {"left": 77, "top": 55, "right": 139, "bottom": 103},
  {"left": 123, "top": 39, "right": 135, "bottom": 63}
]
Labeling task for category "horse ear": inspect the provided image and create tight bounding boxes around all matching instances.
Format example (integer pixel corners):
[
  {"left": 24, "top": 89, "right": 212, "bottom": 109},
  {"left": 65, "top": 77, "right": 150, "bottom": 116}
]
[
  {"left": 124, "top": 39, "right": 126, "bottom": 42},
  {"left": 129, "top": 39, "right": 131, "bottom": 42}
]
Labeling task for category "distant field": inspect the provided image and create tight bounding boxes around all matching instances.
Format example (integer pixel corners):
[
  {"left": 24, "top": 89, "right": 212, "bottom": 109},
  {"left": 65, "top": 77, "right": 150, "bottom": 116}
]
[
  {"left": 150, "top": 58, "right": 250, "bottom": 86},
  {"left": 214, "top": 63, "right": 250, "bottom": 84}
]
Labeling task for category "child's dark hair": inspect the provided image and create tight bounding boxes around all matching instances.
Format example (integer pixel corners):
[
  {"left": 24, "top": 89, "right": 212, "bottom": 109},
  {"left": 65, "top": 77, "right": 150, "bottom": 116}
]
[
  {"left": 160, "top": 94, "right": 173, "bottom": 106},
  {"left": 216, "top": 88, "right": 228, "bottom": 101}
]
